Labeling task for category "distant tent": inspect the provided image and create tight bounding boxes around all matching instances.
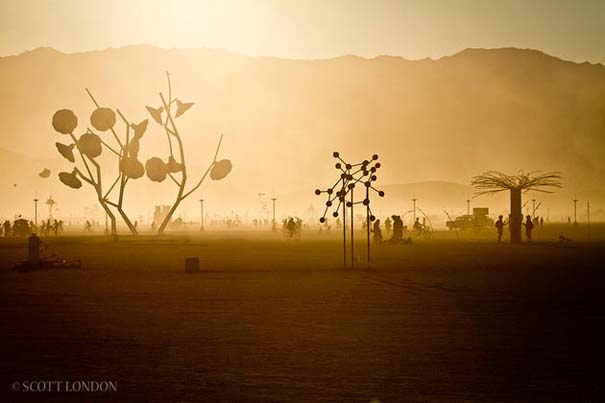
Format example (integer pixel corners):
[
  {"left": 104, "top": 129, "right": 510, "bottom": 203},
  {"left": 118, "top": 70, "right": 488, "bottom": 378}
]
[{"left": 304, "top": 203, "right": 318, "bottom": 222}]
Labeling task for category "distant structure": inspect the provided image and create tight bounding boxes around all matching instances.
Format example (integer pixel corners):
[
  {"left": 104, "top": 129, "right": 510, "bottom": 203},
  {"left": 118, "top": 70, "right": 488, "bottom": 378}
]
[
  {"left": 315, "top": 152, "right": 385, "bottom": 268},
  {"left": 471, "top": 170, "right": 561, "bottom": 243},
  {"left": 154, "top": 205, "right": 171, "bottom": 228},
  {"left": 304, "top": 204, "right": 319, "bottom": 223},
  {"left": 45, "top": 195, "right": 56, "bottom": 221}
]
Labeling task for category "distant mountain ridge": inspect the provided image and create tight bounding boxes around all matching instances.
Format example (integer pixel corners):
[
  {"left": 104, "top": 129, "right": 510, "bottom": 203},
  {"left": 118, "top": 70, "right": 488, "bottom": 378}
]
[{"left": 5, "top": 45, "right": 604, "bottom": 66}]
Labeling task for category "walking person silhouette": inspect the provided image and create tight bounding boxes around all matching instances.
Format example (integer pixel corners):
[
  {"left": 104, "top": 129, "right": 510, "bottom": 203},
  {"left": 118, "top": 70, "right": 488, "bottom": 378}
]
[
  {"left": 523, "top": 215, "right": 534, "bottom": 242},
  {"left": 495, "top": 215, "right": 507, "bottom": 243}
]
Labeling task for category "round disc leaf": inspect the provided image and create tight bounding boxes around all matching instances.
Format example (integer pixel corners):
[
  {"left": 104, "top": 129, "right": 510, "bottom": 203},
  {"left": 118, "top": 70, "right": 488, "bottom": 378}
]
[
  {"left": 120, "top": 157, "right": 145, "bottom": 179},
  {"left": 145, "top": 157, "right": 168, "bottom": 182},
  {"left": 59, "top": 172, "right": 82, "bottom": 189},
  {"left": 78, "top": 133, "right": 103, "bottom": 158},
  {"left": 90, "top": 107, "right": 116, "bottom": 131},
  {"left": 210, "top": 159, "right": 232, "bottom": 180},
  {"left": 52, "top": 109, "right": 78, "bottom": 134}
]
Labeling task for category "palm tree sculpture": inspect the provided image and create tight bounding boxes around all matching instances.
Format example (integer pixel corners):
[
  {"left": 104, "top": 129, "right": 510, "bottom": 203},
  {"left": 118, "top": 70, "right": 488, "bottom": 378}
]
[{"left": 471, "top": 171, "right": 562, "bottom": 243}]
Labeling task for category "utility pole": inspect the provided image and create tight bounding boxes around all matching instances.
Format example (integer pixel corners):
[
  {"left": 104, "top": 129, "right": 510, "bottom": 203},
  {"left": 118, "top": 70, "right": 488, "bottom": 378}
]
[
  {"left": 573, "top": 197, "right": 578, "bottom": 226},
  {"left": 412, "top": 195, "right": 417, "bottom": 223},
  {"left": 466, "top": 195, "right": 470, "bottom": 216},
  {"left": 271, "top": 197, "right": 277, "bottom": 231},
  {"left": 104, "top": 210, "right": 109, "bottom": 236},
  {"left": 33, "top": 198, "right": 39, "bottom": 228},
  {"left": 199, "top": 197, "right": 205, "bottom": 231},
  {"left": 531, "top": 198, "right": 536, "bottom": 219},
  {"left": 46, "top": 195, "right": 55, "bottom": 221}
]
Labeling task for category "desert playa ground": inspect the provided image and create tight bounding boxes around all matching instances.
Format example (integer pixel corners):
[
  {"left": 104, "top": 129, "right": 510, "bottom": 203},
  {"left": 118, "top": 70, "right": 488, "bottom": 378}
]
[{"left": 1, "top": 226, "right": 605, "bottom": 402}]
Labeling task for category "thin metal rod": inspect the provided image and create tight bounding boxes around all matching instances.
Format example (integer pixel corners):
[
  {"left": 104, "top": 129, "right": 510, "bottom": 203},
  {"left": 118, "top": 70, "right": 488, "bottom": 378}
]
[
  {"left": 587, "top": 200, "right": 591, "bottom": 240},
  {"left": 350, "top": 186, "right": 354, "bottom": 268},
  {"left": 342, "top": 179, "right": 347, "bottom": 269},
  {"left": 200, "top": 198, "right": 205, "bottom": 231},
  {"left": 366, "top": 187, "right": 370, "bottom": 266}
]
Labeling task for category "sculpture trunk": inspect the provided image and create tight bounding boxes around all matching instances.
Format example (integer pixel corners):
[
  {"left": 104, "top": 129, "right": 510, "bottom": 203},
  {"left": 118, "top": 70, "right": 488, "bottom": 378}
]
[
  {"left": 117, "top": 209, "right": 138, "bottom": 235},
  {"left": 509, "top": 188, "right": 522, "bottom": 243},
  {"left": 156, "top": 91, "right": 187, "bottom": 236},
  {"left": 99, "top": 200, "right": 117, "bottom": 238}
]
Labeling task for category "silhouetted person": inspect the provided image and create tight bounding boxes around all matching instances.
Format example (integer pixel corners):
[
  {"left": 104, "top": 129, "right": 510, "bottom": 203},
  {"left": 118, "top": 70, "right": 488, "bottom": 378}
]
[
  {"left": 287, "top": 217, "right": 296, "bottom": 238},
  {"left": 3, "top": 220, "right": 10, "bottom": 237},
  {"left": 495, "top": 215, "right": 507, "bottom": 243},
  {"left": 524, "top": 215, "right": 534, "bottom": 242},
  {"left": 373, "top": 219, "right": 382, "bottom": 244},
  {"left": 413, "top": 217, "right": 422, "bottom": 231},
  {"left": 296, "top": 217, "right": 303, "bottom": 232},
  {"left": 540, "top": 217, "right": 544, "bottom": 227},
  {"left": 391, "top": 215, "right": 403, "bottom": 242},
  {"left": 384, "top": 217, "right": 392, "bottom": 238}
]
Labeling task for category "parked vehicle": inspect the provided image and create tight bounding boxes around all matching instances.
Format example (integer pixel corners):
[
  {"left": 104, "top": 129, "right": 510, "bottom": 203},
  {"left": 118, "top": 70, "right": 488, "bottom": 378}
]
[{"left": 446, "top": 208, "right": 494, "bottom": 230}]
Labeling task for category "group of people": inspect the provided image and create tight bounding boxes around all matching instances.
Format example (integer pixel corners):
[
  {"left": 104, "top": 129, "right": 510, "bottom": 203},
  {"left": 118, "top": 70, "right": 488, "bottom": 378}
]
[
  {"left": 1, "top": 218, "right": 64, "bottom": 238},
  {"left": 39, "top": 219, "right": 64, "bottom": 236},
  {"left": 2, "top": 219, "right": 31, "bottom": 237},
  {"left": 494, "top": 214, "right": 545, "bottom": 242},
  {"left": 283, "top": 217, "right": 303, "bottom": 238},
  {"left": 372, "top": 215, "right": 413, "bottom": 244}
]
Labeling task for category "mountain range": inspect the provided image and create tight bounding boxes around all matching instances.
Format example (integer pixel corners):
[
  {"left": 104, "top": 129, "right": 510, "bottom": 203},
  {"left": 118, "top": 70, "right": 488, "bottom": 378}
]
[{"left": 0, "top": 45, "right": 603, "bottom": 219}]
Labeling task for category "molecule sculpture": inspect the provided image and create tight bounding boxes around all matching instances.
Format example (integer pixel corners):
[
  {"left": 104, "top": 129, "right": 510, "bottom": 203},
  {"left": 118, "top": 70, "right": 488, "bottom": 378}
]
[{"left": 315, "top": 152, "right": 385, "bottom": 268}]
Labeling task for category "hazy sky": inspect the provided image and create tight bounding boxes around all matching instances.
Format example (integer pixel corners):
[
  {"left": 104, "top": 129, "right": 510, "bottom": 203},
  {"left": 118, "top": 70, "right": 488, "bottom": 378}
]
[{"left": 1, "top": 0, "right": 604, "bottom": 62}]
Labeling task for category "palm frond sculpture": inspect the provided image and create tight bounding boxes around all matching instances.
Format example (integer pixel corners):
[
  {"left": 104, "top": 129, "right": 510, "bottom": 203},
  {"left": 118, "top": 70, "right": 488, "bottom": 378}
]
[{"left": 471, "top": 170, "right": 562, "bottom": 243}]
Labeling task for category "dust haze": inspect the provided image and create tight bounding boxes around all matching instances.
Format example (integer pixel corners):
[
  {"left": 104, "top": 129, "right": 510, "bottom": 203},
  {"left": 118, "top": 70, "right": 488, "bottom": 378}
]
[{"left": 1, "top": 46, "right": 604, "bottom": 224}]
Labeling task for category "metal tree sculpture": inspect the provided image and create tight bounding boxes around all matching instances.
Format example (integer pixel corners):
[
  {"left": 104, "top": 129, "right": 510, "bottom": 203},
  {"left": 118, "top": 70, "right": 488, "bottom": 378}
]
[
  {"left": 52, "top": 72, "right": 231, "bottom": 237},
  {"left": 471, "top": 170, "right": 562, "bottom": 243},
  {"left": 52, "top": 90, "right": 144, "bottom": 236},
  {"left": 315, "top": 152, "right": 384, "bottom": 268},
  {"left": 145, "top": 72, "right": 231, "bottom": 235}
]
